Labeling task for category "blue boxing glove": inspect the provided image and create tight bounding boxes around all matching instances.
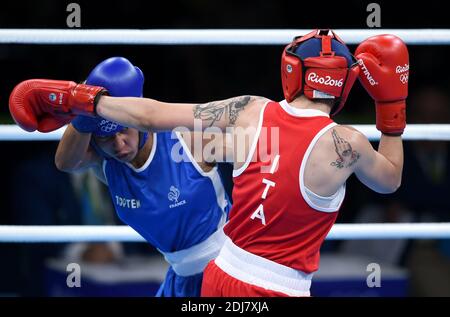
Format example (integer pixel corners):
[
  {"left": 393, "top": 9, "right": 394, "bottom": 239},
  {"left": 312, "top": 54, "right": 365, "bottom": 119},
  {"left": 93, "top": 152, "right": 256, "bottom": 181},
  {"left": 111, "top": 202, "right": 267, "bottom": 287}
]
[{"left": 71, "top": 57, "right": 145, "bottom": 136}]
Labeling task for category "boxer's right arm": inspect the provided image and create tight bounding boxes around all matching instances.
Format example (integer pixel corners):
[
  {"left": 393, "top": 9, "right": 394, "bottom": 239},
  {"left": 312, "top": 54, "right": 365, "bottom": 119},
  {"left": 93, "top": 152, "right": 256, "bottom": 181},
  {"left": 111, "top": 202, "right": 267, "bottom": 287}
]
[
  {"left": 351, "top": 34, "right": 408, "bottom": 193},
  {"left": 350, "top": 130, "right": 403, "bottom": 194},
  {"left": 55, "top": 124, "right": 103, "bottom": 175}
]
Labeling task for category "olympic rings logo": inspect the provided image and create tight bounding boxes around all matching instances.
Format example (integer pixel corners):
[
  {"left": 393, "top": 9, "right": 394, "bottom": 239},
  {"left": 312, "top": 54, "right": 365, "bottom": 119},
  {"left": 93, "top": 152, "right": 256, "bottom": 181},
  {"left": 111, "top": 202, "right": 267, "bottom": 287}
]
[
  {"left": 100, "top": 120, "right": 119, "bottom": 133},
  {"left": 399, "top": 73, "right": 409, "bottom": 84}
]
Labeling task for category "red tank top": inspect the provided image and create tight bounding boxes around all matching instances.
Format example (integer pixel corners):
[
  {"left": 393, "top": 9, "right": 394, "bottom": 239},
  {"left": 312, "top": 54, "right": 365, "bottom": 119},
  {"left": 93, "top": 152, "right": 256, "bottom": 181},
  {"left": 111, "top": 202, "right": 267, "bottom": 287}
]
[{"left": 224, "top": 100, "right": 344, "bottom": 273}]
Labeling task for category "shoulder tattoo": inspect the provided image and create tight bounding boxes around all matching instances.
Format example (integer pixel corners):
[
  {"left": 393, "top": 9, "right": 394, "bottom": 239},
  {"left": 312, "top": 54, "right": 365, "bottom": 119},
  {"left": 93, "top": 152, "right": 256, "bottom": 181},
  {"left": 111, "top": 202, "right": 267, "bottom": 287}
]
[{"left": 330, "top": 129, "right": 361, "bottom": 169}]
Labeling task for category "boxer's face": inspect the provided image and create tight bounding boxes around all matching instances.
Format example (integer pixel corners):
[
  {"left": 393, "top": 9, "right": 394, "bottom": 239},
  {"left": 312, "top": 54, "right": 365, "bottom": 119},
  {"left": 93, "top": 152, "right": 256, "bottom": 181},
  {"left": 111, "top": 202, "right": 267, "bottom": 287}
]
[{"left": 93, "top": 128, "right": 140, "bottom": 162}]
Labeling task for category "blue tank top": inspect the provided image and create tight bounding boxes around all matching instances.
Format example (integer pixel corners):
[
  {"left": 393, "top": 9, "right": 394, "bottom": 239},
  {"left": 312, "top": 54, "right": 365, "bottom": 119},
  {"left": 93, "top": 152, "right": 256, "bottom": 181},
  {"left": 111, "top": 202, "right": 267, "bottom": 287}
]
[{"left": 103, "top": 131, "right": 230, "bottom": 252}]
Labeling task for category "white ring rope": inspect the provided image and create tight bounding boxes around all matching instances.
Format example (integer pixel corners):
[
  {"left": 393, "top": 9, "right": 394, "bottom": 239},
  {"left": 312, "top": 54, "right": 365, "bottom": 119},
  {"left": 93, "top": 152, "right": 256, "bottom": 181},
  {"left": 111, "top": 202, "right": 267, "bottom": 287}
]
[
  {"left": 0, "top": 223, "right": 449, "bottom": 242},
  {"left": 0, "top": 29, "right": 449, "bottom": 45},
  {"left": 0, "top": 226, "right": 145, "bottom": 243},
  {"left": 1, "top": 124, "right": 449, "bottom": 141}
]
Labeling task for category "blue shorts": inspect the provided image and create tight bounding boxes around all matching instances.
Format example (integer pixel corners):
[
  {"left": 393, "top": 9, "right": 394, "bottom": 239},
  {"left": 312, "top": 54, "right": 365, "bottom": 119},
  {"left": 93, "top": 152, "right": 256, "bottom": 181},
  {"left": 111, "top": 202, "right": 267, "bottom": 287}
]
[{"left": 155, "top": 266, "right": 203, "bottom": 297}]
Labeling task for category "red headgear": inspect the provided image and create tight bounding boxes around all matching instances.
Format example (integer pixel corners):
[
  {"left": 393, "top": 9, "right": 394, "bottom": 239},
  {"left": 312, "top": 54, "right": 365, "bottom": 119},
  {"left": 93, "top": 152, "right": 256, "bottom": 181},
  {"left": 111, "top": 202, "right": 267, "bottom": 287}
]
[{"left": 281, "top": 29, "right": 359, "bottom": 116}]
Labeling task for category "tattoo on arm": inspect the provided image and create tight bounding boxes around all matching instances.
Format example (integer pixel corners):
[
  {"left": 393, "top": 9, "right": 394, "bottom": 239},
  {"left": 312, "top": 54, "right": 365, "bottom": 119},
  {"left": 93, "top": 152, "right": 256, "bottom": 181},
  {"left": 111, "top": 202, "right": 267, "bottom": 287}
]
[
  {"left": 193, "top": 95, "right": 252, "bottom": 127},
  {"left": 330, "top": 129, "right": 361, "bottom": 169}
]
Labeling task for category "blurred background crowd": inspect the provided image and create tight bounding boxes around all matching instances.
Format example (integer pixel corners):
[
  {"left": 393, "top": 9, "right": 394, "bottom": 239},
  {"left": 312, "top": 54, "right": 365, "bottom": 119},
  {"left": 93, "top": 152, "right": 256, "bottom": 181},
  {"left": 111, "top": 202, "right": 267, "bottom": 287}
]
[{"left": 0, "top": 0, "right": 449, "bottom": 296}]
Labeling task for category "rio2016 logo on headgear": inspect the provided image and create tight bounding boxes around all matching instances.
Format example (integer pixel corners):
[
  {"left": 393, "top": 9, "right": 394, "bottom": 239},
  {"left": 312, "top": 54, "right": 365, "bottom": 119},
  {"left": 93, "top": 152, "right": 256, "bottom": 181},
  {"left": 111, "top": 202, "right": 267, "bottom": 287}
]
[
  {"left": 99, "top": 120, "right": 119, "bottom": 133},
  {"left": 307, "top": 72, "right": 344, "bottom": 87},
  {"left": 48, "top": 93, "right": 57, "bottom": 102}
]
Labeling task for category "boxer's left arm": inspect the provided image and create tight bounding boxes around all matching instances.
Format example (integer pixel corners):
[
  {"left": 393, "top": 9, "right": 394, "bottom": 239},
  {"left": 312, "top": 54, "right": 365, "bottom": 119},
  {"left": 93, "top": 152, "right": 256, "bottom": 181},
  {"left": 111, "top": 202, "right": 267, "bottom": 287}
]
[
  {"left": 96, "top": 95, "right": 268, "bottom": 132},
  {"left": 10, "top": 79, "right": 265, "bottom": 133},
  {"left": 96, "top": 95, "right": 268, "bottom": 166},
  {"left": 10, "top": 79, "right": 266, "bottom": 162}
]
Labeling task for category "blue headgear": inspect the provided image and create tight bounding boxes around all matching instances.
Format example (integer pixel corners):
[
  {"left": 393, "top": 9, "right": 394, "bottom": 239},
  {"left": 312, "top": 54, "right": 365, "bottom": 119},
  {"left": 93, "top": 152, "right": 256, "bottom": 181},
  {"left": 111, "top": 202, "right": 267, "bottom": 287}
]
[
  {"left": 294, "top": 38, "right": 354, "bottom": 67},
  {"left": 281, "top": 29, "right": 359, "bottom": 116},
  {"left": 86, "top": 57, "right": 148, "bottom": 149}
]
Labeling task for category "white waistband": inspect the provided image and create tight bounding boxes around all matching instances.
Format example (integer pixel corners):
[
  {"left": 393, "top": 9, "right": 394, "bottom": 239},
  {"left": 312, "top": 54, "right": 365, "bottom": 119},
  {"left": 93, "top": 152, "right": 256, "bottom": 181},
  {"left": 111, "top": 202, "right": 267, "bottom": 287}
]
[
  {"left": 159, "top": 214, "right": 227, "bottom": 277},
  {"left": 214, "top": 238, "right": 313, "bottom": 296}
]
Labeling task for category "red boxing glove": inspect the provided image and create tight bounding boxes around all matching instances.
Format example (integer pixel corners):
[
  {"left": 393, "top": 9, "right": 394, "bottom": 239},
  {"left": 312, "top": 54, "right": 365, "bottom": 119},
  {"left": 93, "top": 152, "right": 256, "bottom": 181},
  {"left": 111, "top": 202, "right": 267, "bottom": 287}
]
[
  {"left": 9, "top": 79, "right": 107, "bottom": 132},
  {"left": 355, "top": 34, "right": 409, "bottom": 135}
]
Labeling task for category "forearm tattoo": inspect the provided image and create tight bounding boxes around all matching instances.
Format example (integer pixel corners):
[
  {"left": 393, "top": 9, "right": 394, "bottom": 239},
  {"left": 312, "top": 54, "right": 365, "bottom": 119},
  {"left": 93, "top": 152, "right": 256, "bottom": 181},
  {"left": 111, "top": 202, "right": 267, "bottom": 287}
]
[
  {"left": 330, "top": 129, "right": 361, "bottom": 169},
  {"left": 193, "top": 95, "right": 252, "bottom": 127}
]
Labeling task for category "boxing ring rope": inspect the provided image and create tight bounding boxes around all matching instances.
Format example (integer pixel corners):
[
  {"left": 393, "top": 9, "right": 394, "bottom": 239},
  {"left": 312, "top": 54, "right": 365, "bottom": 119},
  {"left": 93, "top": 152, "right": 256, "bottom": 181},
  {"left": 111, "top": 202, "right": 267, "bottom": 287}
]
[
  {"left": 0, "top": 223, "right": 449, "bottom": 242},
  {"left": 1, "top": 124, "right": 450, "bottom": 141},
  {"left": 1, "top": 28, "right": 449, "bottom": 243},
  {"left": 0, "top": 29, "right": 450, "bottom": 45}
]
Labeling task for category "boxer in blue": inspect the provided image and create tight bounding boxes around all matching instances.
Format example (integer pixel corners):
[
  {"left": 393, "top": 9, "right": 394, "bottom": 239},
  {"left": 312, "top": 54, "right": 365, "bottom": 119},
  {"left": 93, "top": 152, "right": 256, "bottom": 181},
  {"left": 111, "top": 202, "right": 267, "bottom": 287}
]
[{"left": 54, "top": 57, "right": 230, "bottom": 297}]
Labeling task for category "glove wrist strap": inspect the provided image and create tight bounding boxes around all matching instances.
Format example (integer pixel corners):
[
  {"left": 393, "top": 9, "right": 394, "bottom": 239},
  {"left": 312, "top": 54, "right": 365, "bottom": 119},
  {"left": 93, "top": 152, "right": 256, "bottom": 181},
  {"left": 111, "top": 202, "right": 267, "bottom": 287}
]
[{"left": 375, "top": 100, "right": 406, "bottom": 135}]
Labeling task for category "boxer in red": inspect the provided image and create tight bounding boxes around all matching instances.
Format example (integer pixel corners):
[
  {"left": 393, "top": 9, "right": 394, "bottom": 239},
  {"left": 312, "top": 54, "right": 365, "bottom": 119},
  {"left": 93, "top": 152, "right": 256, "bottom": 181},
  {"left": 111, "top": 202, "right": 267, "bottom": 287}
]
[{"left": 9, "top": 29, "right": 408, "bottom": 297}]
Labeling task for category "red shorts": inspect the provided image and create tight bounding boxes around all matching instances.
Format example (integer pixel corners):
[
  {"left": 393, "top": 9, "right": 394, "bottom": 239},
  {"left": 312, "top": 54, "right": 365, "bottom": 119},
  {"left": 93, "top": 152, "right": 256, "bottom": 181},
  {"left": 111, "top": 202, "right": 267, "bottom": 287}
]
[{"left": 201, "top": 260, "right": 289, "bottom": 297}]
